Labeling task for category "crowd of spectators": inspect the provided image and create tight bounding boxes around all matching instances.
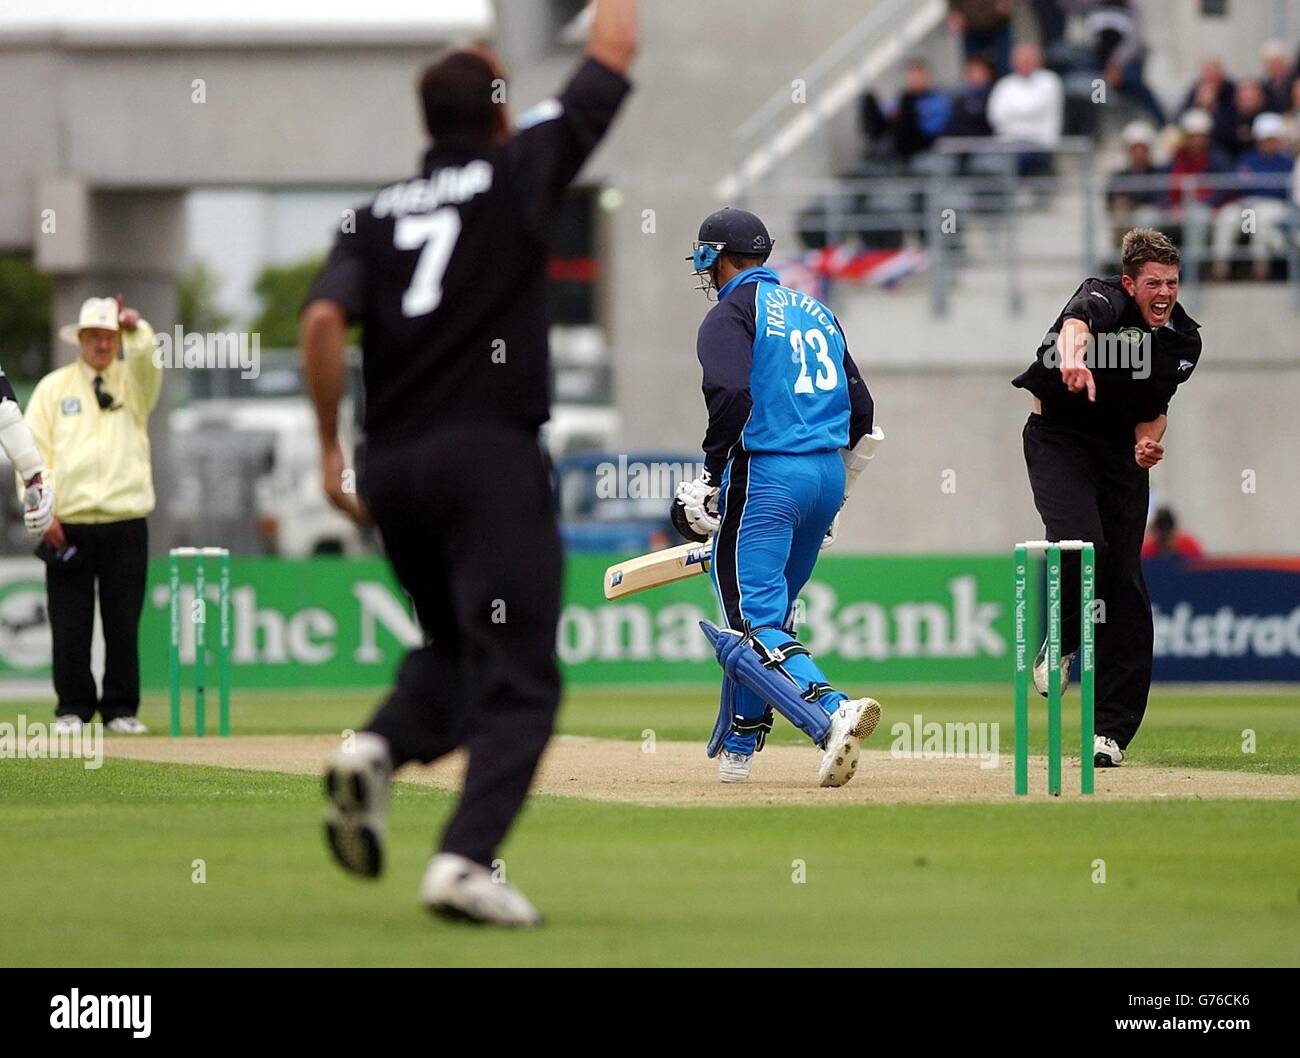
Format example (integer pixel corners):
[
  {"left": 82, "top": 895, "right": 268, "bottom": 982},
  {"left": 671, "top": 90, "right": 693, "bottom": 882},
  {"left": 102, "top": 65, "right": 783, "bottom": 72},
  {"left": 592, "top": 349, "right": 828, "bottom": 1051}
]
[
  {"left": 862, "top": 43, "right": 1063, "bottom": 177},
  {"left": 852, "top": 0, "right": 1300, "bottom": 280},
  {"left": 1108, "top": 43, "right": 1300, "bottom": 280},
  {"left": 864, "top": 2, "right": 1165, "bottom": 178}
]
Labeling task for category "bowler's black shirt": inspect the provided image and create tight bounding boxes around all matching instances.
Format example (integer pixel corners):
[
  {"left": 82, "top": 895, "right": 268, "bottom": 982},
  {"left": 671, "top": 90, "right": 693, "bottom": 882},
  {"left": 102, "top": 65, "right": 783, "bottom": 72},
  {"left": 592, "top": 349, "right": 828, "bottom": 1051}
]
[
  {"left": 1013, "top": 275, "right": 1202, "bottom": 440},
  {"left": 307, "top": 58, "right": 631, "bottom": 445}
]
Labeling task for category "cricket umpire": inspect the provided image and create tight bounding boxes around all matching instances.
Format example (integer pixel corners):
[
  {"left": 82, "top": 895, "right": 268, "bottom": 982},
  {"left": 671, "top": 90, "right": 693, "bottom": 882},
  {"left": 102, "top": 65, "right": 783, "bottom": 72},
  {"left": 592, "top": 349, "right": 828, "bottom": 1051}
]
[
  {"left": 26, "top": 295, "right": 162, "bottom": 734},
  {"left": 301, "top": 0, "right": 636, "bottom": 926},
  {"left": 1013, "top": 228, "right": 1200, "bottom": 767}
]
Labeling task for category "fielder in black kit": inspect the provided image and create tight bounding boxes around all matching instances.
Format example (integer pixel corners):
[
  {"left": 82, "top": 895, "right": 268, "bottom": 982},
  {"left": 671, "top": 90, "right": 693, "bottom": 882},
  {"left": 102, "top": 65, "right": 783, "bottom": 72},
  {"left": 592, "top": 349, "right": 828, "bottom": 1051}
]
[
  {"left": 1013, "top": 228, "right": 1201, "bottom": 770},
  {"left": 300, "top": 1, "right": 636, "bottom": 927}
]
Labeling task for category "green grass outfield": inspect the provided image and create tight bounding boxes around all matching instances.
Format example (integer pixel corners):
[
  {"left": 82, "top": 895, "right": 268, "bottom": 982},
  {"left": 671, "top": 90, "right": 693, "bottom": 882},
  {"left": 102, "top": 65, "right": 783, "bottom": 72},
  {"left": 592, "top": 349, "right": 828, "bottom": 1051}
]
[{"left": 1, "top": 686, "right": 1298, "bottom": 966}]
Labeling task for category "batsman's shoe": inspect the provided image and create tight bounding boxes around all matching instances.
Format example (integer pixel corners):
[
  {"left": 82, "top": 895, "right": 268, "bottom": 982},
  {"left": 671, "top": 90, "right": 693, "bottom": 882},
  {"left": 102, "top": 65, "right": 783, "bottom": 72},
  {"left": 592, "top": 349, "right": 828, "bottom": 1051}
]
[
  {"left": 323, "top": 731, "right": 392, "bottom": 879},
  {"left": 422, "top": 853, "right": 544, "bottom": 928},
  {"left": 106, "top": 716, "right": 148, "bottom": 734},
  {"left": 1033, "top": 638, "right": 1074, "bottom": 698},
  {"left": 1094, "top": 735, "right": 1124, "bottom": 768},
  {"left": 818, "top": 697, "right": 882, "bottom": 788},
  {"left": 719, "top": 749, "right": 752, "bottom": 783}
]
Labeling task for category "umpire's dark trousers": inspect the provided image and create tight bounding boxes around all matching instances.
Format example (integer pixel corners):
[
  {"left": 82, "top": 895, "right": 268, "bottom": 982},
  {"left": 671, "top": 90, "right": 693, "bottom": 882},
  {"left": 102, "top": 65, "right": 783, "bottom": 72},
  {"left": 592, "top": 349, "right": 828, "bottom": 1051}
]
[
  {"left": 1023, "top": 413, "right": 1151, "bottom": 749},
  {"left": 362, "top": 423, "right": 562, "bottom": 868},
  {"left": 46, "top": 518, "right": 149, "bottom": 722}
]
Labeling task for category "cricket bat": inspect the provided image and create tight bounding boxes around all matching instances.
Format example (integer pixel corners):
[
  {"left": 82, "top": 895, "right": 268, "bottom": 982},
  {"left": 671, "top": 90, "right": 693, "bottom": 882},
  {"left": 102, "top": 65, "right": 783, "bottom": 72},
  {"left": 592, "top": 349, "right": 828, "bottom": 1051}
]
[{"left": 603, "top": 539, "right": 713, "bottom": 600}]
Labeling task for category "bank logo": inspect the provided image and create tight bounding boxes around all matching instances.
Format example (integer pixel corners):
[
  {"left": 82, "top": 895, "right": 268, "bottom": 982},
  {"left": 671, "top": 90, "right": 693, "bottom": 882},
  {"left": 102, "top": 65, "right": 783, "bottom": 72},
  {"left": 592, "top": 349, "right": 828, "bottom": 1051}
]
[{"left": 0, "top": 565, "right": 51, "bottom": 670}]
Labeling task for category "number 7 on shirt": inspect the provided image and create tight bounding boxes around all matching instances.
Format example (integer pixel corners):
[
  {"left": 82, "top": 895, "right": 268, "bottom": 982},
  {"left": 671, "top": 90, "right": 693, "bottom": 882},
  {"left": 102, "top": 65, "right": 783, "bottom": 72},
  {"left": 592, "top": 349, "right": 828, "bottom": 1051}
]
[{"left": 396, "top": 207, "right": 462, "bottom": 317}]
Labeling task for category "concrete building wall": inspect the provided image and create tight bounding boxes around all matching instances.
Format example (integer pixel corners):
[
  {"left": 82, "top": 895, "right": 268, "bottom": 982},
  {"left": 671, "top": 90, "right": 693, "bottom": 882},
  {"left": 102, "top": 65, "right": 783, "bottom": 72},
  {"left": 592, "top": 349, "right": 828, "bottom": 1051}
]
[
  {"left": 0, "top": 44, "right": 445, "bottom": 228},
  {"left": 831, "top": 364, "right": 1300, "bottom": 556},
  {"left": 1152, "top": 0, "right": 1300, "bottom": 85}
]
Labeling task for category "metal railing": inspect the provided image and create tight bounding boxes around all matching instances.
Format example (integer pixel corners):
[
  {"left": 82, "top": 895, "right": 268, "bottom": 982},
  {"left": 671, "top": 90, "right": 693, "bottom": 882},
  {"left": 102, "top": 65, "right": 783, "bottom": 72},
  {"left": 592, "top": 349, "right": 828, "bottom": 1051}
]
[
  {"left": 932, "top": 136, "right": 1098, "bottom": 316},
  {"left": 1100, "top": 169, "right": 1300, "bottom": 310},
  {"left": 744, "top": 138, "right": 1097, "bottom": 316},
  {"left": 741, "top": 144, "right": 1300, "bottom": 315},
  {"left": 719, "top": 0, "right": 947, "bottom": 199}
]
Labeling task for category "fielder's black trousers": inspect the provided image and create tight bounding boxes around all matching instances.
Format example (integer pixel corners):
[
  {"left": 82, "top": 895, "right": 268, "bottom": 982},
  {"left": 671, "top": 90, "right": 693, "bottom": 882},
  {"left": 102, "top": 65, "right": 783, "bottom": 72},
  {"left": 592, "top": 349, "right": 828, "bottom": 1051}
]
[
  {"left": 45, "top": 518, "right": 149, "bottom": 723},
  {"left": 362, "top": 423, "right": 562, "bottom": 868},
  {"left": 1022, "top": 413, "right": 1151, "bottom": 749}
]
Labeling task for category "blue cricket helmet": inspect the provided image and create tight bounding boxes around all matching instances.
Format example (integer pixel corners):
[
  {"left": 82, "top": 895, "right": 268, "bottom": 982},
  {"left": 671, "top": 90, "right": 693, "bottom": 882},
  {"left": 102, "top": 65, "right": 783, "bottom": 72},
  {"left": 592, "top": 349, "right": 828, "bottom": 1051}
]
[{"left": 689, "top": 207, "right": 774, "bottom": 273}]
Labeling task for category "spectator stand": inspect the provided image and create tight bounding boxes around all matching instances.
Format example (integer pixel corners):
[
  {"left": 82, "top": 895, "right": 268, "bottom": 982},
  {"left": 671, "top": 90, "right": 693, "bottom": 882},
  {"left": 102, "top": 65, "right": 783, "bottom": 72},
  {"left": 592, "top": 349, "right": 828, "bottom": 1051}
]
[{"left": 719, "top": 1, "right": 1300, "bottom": 316}]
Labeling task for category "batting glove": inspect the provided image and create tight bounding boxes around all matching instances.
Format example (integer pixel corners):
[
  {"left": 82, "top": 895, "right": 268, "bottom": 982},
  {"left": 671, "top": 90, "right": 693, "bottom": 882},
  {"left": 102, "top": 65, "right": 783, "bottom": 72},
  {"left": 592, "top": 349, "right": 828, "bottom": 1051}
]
[
  {"left": 820, "top": 510, "right": 840, "bottom": 551},
  {"left": 23, "top": 480, "right": 54, "bottom": 536},
  {"left": 672, "top": 473, "right": 719, "bottom": 541}
]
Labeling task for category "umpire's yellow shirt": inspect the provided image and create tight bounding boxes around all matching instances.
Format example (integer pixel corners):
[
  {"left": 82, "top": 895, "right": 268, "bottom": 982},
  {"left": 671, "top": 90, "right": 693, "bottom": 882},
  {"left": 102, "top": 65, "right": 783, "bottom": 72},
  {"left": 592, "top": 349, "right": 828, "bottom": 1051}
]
[{"left": 24, "top": 321, "right": 163, "bottom": 523}]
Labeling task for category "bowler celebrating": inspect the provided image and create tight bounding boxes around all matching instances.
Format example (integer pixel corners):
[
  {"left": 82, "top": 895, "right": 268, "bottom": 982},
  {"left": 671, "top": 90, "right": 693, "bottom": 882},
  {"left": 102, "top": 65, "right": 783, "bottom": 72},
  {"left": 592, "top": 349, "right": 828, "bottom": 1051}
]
[
  {"left": 674, "top": 208, "right": 884, "bottom": 787},
  {"left": 1013, "top": 228, "right": 1201, "bottom": 768},
  {"left": 301, "top": 0, "right": 636, "bottom": 926}
]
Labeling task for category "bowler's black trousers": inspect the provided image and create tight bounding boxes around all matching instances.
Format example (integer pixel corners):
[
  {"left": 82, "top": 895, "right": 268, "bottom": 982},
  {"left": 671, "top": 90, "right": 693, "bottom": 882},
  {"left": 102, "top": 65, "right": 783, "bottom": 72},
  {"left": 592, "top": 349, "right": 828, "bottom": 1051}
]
[
  {"left": 46, "top": 518, "right": 149, "bottom": 722},
  {"left": 362, "top": 423, "right": 562, "bottom": 867},
  {"left": 1022, "top": 413, "right": 1152, "bottom": 749}
]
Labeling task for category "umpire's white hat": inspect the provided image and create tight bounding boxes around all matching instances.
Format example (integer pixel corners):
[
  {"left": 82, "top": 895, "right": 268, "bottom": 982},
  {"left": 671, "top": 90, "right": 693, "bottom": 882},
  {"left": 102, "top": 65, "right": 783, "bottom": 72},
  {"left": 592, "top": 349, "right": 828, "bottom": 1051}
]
[{"left": 58, "top": 297, "right": 120, "bottom": 346}]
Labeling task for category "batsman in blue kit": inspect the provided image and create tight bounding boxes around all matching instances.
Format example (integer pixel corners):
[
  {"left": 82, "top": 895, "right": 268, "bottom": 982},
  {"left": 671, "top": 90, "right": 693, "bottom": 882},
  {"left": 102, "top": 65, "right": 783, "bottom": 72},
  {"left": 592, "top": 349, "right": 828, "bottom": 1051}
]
[{"left": 672, "top": 208, "right": 885, "bottom": 787}]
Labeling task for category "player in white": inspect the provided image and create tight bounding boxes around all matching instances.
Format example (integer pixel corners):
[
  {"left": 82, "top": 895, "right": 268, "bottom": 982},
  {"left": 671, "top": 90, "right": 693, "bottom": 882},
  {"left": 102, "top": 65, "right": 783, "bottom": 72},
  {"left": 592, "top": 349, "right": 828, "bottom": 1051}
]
[{"left": 1, "top": 367, "right": 54, "bottom": 537}]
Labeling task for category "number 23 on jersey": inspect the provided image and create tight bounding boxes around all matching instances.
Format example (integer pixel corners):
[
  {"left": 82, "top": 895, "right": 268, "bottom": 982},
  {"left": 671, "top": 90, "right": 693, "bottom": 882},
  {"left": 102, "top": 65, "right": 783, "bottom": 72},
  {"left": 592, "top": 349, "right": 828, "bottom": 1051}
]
[{"left": 790, "top": 328, "right": 838, "bottom": 394}]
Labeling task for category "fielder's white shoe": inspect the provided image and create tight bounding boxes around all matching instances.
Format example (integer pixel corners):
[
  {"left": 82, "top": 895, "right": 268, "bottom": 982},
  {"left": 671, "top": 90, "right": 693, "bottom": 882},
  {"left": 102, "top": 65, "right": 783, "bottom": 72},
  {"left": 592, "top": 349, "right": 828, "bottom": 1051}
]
[
  {"left": 106, "top": 716, "right": 148, "bottom": 734},
  {"left": 53, "top": 715, "right": 83, "bottom": 732},
  {"left": 421, "top": 853, "right": 544, "bottom": 927},
  {"left": 718, "top": 749, "right": 753, "bottom": 783},
  {"left": 818, "top": 697, "right": 882, "bottom": 788},
  {"left": 323, "top": 732, "right": 392, "bottom": 879},
  {"left": 1032, "top": 638, "right": 1074, "bottom": 698},
  {"left": 1094, "top": 736, "right": 1124, "bottom": 768}
]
